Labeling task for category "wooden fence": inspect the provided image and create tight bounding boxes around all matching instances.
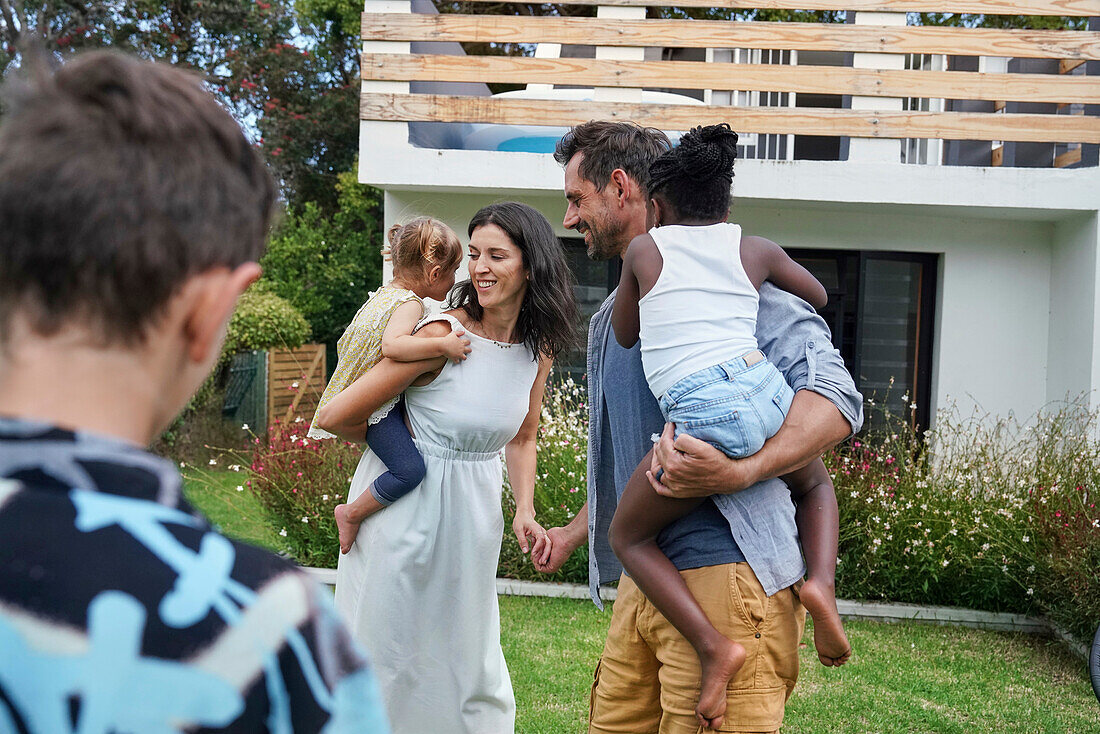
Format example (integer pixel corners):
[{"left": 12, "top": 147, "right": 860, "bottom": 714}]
[
  {"left": 267, "top": 344, "right": 327, "bottom": 428},
  {"left": 360, "top": 0, "right": 1100, "bottom": 152}
]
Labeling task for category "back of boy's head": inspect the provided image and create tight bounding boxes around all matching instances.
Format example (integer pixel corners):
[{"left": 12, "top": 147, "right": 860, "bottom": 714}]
[
  {"left": 648, "top": 124, "right": 739, "bottom": 221},
  {"left": 385, "top": 218, "right": 462, "bottom": 278},
  {"left": 0, "top": 50, "right": 276, "bottom": 348}
]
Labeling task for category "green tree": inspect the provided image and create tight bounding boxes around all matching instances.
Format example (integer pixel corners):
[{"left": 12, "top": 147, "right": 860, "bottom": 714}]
[{"left": 259, "top": 167, "right": 385, "bottom": 354}]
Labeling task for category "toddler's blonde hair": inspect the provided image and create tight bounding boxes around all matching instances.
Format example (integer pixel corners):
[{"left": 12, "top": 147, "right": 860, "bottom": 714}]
[{"left": 383, "top": 217, "right": 463, "bottom": 279}]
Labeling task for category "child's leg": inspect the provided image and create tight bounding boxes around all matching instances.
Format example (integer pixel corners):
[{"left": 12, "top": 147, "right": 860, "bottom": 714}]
[
  {"left": 608, "top": 449, "right": 746, "bottom": 730},
  {"left": 334, "top": 404, "right": 426, "bottom": 554},
  {"left": 791, "top": 469, "right": 851, "bottom": 666}
]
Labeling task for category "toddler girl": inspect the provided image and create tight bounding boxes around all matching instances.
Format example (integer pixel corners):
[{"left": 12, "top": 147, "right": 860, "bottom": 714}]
[
  {"left": 609, "top": 124, "right": 851, "bottom": 730},
  {"left": 309, "top": 217, "right": 469, "bottom": 553}
]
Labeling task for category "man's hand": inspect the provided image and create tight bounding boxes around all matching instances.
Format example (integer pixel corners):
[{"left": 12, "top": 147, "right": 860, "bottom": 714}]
[
  {"left": 647, "top": 423, "right": 758, "bottom": 498},
  {"left": 532, "top": 524, "right": 584, "bottom": 574}
]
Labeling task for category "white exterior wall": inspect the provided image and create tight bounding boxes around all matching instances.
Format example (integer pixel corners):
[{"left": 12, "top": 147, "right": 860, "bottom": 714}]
[
  {"left": 368, "top": 144, "right": 1100, "bottom": 428},
  {"left": 1048, "top": 214, "right": 1100, "bottom": 409},
  {"left": 733, "top": 204, "right": 1054, "bottom": 421}
]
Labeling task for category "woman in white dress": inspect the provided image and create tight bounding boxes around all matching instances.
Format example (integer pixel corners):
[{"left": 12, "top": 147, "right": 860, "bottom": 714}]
[{"left": 315, "top": 202, "right": 578, "bottom": 734}]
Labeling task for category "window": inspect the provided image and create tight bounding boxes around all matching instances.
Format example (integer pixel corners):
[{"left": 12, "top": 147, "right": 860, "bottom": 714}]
[{"left": 789, "top": 250, "right": 938, "bottom": 433}]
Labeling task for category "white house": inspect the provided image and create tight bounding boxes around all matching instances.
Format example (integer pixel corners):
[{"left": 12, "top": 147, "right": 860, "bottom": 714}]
[{"left": 358, "top": 0, "right": 1100, "bottom": 431}]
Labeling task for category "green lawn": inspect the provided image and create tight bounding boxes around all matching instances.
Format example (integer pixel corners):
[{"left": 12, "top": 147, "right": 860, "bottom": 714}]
[
  {"left": 500, "top": 598, "right": 1098, "bottom": 734},
  {"left": 181, "top": 465, "right": 281, "bottom": 551},
  {"left": 185, "top": 472, "right": 1099, "bottom": 733}
]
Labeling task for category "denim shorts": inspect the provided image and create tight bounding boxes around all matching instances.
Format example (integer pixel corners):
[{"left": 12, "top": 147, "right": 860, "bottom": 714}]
[{"left": 657, "top": 352, "right": 795, "bottom": 459}]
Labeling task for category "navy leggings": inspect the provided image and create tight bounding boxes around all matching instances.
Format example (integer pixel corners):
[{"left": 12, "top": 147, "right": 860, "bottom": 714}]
[{"left": 365, "top": 401, "right": 426, "bottom": 505}]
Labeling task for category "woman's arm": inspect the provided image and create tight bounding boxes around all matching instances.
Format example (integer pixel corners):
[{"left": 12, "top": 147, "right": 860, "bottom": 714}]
[
  {"left": 315, "top": 321, "right": 452, "bottom": 441},
  {"left": 504, "top": 354, "right": 554, "bottom": 562}
]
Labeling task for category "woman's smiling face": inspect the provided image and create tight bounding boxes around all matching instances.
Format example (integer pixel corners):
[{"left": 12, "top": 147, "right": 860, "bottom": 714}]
[{"left": 467, "top": 223, "right": 528, "bottom": 310}]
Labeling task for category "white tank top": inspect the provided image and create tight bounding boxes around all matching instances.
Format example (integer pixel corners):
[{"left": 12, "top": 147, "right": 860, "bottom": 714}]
[{"left": 638, "top": 222, "right": 759, "bottom": 398}]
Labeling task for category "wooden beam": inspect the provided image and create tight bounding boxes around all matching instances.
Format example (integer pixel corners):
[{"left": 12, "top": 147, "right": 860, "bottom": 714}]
[
  {"left": 450, "top": 0, "right": 1099, "bottom": 17},
  {"left": 362, "top": 14, "right": 1100, "bottom": 60},
  {"left": 1054, "top": 146, "right": 1083, "bottom": 166},
  {"left": 362, "top": 52, "right": 1100, "bottom": 104},
  {"left": 282, "top": 346, "right": 325, "bottom": 424},
  {"left": 359, "top": 91, "right": 1100, "bottom": 143},
  {"left": 1060, "top": 57, "right": 1087, "bottom": 73}
]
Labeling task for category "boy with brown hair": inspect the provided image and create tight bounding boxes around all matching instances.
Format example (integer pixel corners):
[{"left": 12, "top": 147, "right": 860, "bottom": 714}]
[{"left": 0, "top": 51, "right": 389, "bottom": 732}]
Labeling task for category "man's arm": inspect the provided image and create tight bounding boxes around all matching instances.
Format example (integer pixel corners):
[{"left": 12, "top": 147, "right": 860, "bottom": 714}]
[{"left": 648, "top": 389, "right": 850, "bottom": 497}]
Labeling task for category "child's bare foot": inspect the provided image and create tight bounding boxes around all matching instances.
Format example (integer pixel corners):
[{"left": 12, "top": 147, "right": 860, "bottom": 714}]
[
  {"left": 799, "top": 578, "right": 851, "bottom": 666},
  {"left": 695, "top": 636, "right": 746, "bottom": 730},
  {"left": 334, "top": 504, "right": 361, "bottom": 554}
]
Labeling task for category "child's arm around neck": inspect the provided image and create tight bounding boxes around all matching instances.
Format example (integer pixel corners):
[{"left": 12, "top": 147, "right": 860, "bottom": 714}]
[
  {"left": 612, "top": 232, "right": 663, "bottom": 349},
  {"left": 381, "top": 299, "right": 471, "bottom": 364},
  {"left": 740, "top": 235, "right": 828, "bottom": 309}
]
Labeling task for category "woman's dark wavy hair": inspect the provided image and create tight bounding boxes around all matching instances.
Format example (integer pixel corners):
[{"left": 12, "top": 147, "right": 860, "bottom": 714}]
[
  {"left": 648, "top": 123, "right": 739, "bottom": 221},
  {"left": 449, "top": 202, "right": 580, "bottom": 360}
]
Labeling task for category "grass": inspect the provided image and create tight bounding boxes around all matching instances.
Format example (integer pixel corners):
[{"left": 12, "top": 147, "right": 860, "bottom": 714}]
[
  {"left": 185, "top": 472, "right": 1099, "bottom": 733},
  {"left": 181, "top": 466, "right": 281, "bottom": 551},
  {"left": 500, "top": 597, "right": 1099, "bottom": 734}
]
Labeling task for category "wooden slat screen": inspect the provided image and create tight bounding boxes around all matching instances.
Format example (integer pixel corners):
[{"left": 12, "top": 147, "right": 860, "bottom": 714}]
[
  {"left": 360, "top": 5, "right": 1100, "bottom": 146},
  {"left": 362, "top": 15, "right": 1100, "bottom": 60},
  {"left": 363, "top": 53, "right": 1100, "bottom": 105},
  {"left": 267, "top": 345, "right": 327, "bottom": 429},
  {"left": 449, "top": 0, "right": 1099, "bottom": 14}
]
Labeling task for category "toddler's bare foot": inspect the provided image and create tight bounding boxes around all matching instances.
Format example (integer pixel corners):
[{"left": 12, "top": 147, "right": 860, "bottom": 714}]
[
  {"left": 799, "top": 578, "right": 851, "bottom": 666},
  {"left": 334, "top": 504, "right": 360, "bottom": 555},
  {"left": 695, "top": 636, "right": 746, "bottom": 730}
]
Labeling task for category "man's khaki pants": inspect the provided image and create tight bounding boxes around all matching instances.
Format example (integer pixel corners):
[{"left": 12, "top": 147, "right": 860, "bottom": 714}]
[{"left": 589, "top": 564, "right": 804, "bottom": 734}]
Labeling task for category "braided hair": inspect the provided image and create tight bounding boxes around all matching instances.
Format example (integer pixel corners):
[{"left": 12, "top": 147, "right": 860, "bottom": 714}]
[{"left": 647, "top": 124, "right": 739, "bottom": 221}]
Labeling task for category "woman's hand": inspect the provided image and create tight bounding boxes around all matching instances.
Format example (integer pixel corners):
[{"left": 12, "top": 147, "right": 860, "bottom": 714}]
[{"left": 512, "top": 510, "right": 550, "bottom": 564}]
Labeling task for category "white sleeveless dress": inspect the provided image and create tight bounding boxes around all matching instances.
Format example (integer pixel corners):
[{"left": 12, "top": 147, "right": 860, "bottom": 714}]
[{"left": 334, "top": 313, "right": 539, "bottom": 734}]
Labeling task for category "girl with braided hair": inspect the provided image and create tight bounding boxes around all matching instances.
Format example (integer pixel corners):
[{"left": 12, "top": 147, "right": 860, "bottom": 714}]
[
  {"left": 609, "top": 123, "right": 851, "bottom": 730},
  {"left": 309, "top": 217, "right": 469, "bottom": 554}
]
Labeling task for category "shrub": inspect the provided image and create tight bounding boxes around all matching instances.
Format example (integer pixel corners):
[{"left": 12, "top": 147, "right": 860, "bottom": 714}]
[
  {"left": 246, "top": 420, "right": 362, "bottom": 569},
  {"left": 259, "top": 170, "right": 384, "bottom": 352},
  {"left": 499, "top": 374, "right": 590, "bottom": 582},
  {"left": 832, "top": 399, "right": 1100, "bottom": 642},
  {"left": 223, "top": 287, "right": 312, "bottom": 357}
]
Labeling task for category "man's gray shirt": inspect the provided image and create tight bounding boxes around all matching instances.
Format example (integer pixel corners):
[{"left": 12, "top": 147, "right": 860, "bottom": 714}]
[{"left": 586, "top": 282, "right": 864, "bottom": 607}]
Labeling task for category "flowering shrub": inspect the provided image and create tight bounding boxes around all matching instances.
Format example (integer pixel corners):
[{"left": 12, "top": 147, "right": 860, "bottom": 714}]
[
  {"left": 499, "top": 374, "right": 590, "bottom": 582},
  {"left": 831, "top": 400, "right": 1100, "bottom": 641},
  {"left": 246, "top": 419, "right": 362, "bottom": 569}
]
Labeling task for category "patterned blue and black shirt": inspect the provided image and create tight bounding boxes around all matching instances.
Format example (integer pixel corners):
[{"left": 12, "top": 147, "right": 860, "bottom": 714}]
[{"left": 0, "top": 417, "right": 390, "bottom": 733}]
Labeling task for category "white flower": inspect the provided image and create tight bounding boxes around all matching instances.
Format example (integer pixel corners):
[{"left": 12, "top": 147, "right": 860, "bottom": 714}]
[
  {"left": 1022, "top": 535, "right": 1029, "bottom": 543},
  {"left": 1027, "top": 565, "right": 1035, "bottom": 573},
  {"left": 236, "top": 485, "right": 244, "bottom": 492},
  {"left": 872, "top": 538, "right": 882, "bottom": 546},
  {"left": 208, "top": 459, "right": 217, "bottom": 466},
  {"left": 291, "top": 382, "right": 299, "bottom": 389},
  {"left": 1027, "top": 588, "right": 1034, "bottom": 596},
  {"left": 229, "top": 464, "right": 241, "bottom": 472},
  {"left": 302, "top": 517, "right": 309, "bottom": 524},
  {"left": 942, "top": 559, "right": 949, "bottom": 567},
  {"left": 279, "top": 528, "right": 288, "bottom": 537},
  {"left": 981, "top": 543, "right": 991, "bottom": 551},
  {"left": 323, "top": 494, "right": 329, "bottom": 501},
  {"left": 295, "top": 416, "right": 303, "bottom": 423},
  {"left": 242, "top": 423, "right": 250, "bottom": 431},
  {"left": 179, "top": 462, "right": 186, "bottom": 468}
]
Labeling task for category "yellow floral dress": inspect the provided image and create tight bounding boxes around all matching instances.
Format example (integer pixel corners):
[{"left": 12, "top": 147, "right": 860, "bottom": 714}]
[{"left": 307, "top": 285, "right": 424, "bottom": 440}]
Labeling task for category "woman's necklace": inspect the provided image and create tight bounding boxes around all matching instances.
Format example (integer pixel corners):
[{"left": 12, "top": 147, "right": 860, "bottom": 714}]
[{"left": 469, "top": 318, "right": 517, "bottom": 347}]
